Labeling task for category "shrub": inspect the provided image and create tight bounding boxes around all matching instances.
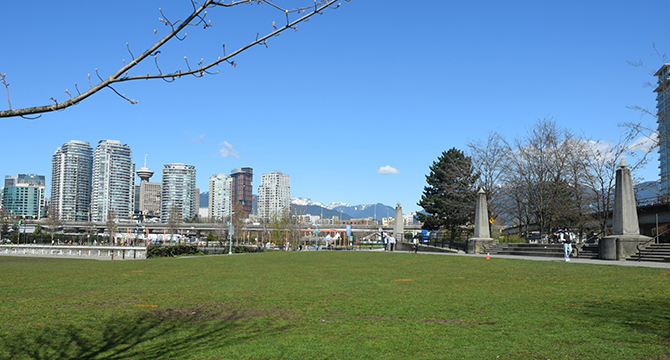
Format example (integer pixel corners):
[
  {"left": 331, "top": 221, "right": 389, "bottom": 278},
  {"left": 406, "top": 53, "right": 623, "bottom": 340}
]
[{"left": 147, "top": 244, "right": 203, "bottom": 258}]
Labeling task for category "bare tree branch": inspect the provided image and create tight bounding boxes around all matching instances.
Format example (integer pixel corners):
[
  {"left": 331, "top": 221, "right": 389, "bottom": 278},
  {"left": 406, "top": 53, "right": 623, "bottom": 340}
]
[
  {"left": 0, "top": 0, "right": 345, "bottom": 118},
  {"left": 0, "top": 73, "right": 10, "bottom": 110}
]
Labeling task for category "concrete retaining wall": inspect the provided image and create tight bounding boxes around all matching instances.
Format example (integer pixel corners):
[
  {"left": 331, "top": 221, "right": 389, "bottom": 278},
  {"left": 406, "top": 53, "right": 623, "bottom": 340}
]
[{"left": 0, "top": 245, "right": 147, "bottom": 260}]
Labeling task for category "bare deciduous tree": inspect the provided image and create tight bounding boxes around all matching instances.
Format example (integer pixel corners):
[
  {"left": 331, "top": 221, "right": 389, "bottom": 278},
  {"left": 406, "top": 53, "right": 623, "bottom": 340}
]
[
  {"left": 470, "top": 116, "right": 653, "bottom": 241},
  {"left": 232, "top": 203, "right": 247, "bottom": 245},
  {"left": 620, "top": 44, "right": 667, "bottom": 176},
  {"left": 498, "top": 118, "right": 582, "bottom": 237},
  {"left": 0, "top": 208, "right": 10, "bottom": 240},
  {"left": 167, "top": 204, "right": 181, "bottom": 243},
  {"left": 46, "top": 206, "right": 64, "bottom": 244},
  {"left": 0, "top": 0, "right": 347, "bottom": 118},
  {"left": 580, "top": 126, "right": 651, "bottom": 236},
  {"left": 466, "top": 131, "right": 510, "bottom": 222},
  {"left": 106, "top": 209, "right": 117, "bottom": 244},
  {"left": 267, "top": 208, "right": 300, "bottom": 249}
]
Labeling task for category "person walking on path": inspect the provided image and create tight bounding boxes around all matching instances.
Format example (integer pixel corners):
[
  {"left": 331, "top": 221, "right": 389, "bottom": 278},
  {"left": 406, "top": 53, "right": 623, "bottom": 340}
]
[
  {"left": 388, "top": 235, "right": 396, "bottom": 252},
  {"left": 561, "top": 229, "right": 572, "bottom": 262}
]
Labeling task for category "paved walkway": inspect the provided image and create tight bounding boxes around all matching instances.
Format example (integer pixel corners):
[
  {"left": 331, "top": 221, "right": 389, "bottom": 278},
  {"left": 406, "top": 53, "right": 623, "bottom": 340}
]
[
  {"left": 386, "top": 249, "right": 670, "bottom": 269},
  {"left": 3, "top": 246, "right": 669, "bottom": 268}
]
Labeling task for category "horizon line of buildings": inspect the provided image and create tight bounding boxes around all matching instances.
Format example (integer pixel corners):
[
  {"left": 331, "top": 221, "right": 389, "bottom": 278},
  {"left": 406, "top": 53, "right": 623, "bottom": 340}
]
[{"left": 1, "top": 139, "right": 292, "bottom": 224}]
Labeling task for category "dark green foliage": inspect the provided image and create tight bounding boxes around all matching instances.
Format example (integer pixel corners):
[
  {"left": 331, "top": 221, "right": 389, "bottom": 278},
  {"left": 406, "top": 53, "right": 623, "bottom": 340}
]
[
  {"left": 147, "top": 244, "right": 203, "bottom": 258},
  {"left": 417, "top": 148, "right": 479, "bottom": 232},
  {"left": 231, "top": 246, "right": 260, "bottom": 254},
  {"left": 33, "top": 223, "right": 42, "bottom": 235},
  {"left": 0, "top": 223, "right": 8, "bottom": 240}
]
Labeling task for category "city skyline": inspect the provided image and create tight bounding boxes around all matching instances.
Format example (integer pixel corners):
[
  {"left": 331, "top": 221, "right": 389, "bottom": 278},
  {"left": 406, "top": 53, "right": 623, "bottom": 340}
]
[{"left": 1, "top": 1, "right": 668, "bottom": 213}]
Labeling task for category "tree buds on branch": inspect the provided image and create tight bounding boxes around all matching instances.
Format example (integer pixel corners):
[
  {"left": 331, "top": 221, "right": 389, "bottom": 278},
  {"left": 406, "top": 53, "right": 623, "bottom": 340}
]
[{"left": 0, "top": 0, "right": 345, "bottom": 118}]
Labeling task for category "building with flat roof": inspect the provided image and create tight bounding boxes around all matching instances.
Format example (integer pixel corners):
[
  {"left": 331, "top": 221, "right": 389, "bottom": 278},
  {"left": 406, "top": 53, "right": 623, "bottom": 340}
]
[
  {"left": 257, "top": 171, "right": 291, "bottom": 220},
  {"left": 91, "top": 140, "right": 135, "bottom": 222},
  {"left": 209, "top": 173, "right": 232, "bottom": 220},
  {"left": 1, "top": 174, "right": 46, "bottom": 219},
  {"left": 51, "top": 140, "right": 93, "bottom": 221},
  {"left": 161, "top": 163, "right": 197, "bottom": 222},
  {"left": 231, "top": 167, "right": 253, "bottom": 216}
]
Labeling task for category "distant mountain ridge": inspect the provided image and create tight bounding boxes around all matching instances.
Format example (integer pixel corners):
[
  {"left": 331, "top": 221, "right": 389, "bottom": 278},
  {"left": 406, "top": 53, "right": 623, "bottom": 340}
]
[
  {"left": 200, "top": 193, "right": 398, "bottom": 221},
  {"left": 292, "top": 197, "right": 395, "bottom": 221}
]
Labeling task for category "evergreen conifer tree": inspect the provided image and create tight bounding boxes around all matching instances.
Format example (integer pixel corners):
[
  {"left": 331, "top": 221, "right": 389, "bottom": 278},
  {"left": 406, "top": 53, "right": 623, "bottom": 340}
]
[{"left": 417, "top": 148, "right": 479, "bottom": 236}]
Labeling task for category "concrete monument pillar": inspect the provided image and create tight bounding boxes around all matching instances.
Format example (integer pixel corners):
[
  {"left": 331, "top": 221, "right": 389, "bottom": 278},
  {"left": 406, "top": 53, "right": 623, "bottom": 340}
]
[
  {"left": 467, "top": 188, "right": 495, "bottom": 254},
  {"left": 474, "top": 188, "right": 490, "bottom": 239},
  {"left": 393, "top": 202, "right": 404, "bottom": 242},
  {"left": 600, "top": 159, "right": 651, "bottom": 260}
]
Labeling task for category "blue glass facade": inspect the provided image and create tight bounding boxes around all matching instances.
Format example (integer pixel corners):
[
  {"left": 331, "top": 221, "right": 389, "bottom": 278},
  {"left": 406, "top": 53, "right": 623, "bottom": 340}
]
[
  {"left": 1, "top": 174, "right": 46, "bottom": 219},
  {"left": 655, "top": 64, "right": 670, "bottom": 196},
  {"left": 51, "top": 140, "right": 93, "bottom": 221}
]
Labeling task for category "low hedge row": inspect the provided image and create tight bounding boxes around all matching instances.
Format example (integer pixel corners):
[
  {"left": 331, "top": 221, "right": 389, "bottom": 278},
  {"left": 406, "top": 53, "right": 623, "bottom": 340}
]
[{"left": 147, "top": 244, "right": 203, "bottom": 258}]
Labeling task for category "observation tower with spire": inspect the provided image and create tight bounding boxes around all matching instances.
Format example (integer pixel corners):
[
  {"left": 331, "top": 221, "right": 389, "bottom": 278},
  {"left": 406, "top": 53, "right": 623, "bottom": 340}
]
[
  {"left": 136, "top": 154, "right": 154, "bottom": 182},
  {"left": 136, "top": 154, "right": 161, "bottom": 217}
]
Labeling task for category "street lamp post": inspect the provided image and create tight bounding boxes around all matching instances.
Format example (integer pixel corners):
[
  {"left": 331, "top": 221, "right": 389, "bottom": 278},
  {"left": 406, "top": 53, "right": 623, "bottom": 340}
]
[
  {"left": 228, "top": 219, "right": 234, "bottom": 255},
  {"left": 228, "top": 193, "right": 234, "bottom": 255}
]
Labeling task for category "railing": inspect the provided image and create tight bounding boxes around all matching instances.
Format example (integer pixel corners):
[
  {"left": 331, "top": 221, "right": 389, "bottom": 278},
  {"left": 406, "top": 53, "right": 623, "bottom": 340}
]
[
  {"left": 425, "top": 236, "right": 466, "bottom": 252},
  {"left": 0, "top": 244, "right": 147, "bottom": 259},
  {"left": 637, "top": 227, "right": 670, "bottom": 262},
  {"left": 584, "top": 230, "right": 606, "bottom": 244}
]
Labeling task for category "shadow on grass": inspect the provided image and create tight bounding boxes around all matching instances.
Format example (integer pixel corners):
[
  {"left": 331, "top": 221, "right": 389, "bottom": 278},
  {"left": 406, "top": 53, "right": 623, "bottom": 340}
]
[
  {"left": 580, "top": 298, "right": 670, "bottom": 340},
  {"left": 0, "top": 307, "right": 286, "bottom": 359}
]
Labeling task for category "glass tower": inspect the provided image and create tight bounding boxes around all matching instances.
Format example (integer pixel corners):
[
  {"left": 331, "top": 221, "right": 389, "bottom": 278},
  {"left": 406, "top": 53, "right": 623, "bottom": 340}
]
[
  {"left": 656, "top": 64, "right": 670, "bottom": 197},
  {"left": 161, "top": 163, "right": 197, "bottom": 223},
  {"left": 209, "top": 173, "right": 232, "bottom": 220},
  {"left": 91, "top": 140, "right": 135, "bottom": 222},
  {"left": 51, "top": 140, "right": 93, "bottom": 221},
  {"left": 1, "top": 174, "right": 46, "bottom": 219},
  {"left": 231, "top": 167, "right": 253, "bottom": 216}
]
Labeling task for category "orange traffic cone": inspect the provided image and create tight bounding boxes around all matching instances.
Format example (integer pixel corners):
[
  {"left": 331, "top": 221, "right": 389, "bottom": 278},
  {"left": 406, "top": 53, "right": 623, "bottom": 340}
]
[{"left": 486, "top": 252, "right": 490, "bottom": 260}]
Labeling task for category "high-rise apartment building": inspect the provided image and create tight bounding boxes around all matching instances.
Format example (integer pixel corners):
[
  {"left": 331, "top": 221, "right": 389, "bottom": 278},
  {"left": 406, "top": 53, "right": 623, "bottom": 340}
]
[
  {"left": 1, "top": 174, "right": 46, "bottom": 219},
  {"left": 160, "top": 163, "right": 197, "bottom": 223},
  {"left": 231, "top": 167, "right": 253, "bottom": 216},
  {"left": 656, "top": 64, "right": 670, "bottom": 196},
  {"left": 257, "top": 171, "right": 291, "bottom": 220},
  {"left": 136, "top": 156, "right": 161, "bottom": 217},
  {"left": 51, "top": 140, "right": 93, "bottom": 221},
  {"left": 90, "top": 140, "right": 135, "bottom": 222},
  {"left": 209, "top": 173, "right": 232, "bottom": 220}
]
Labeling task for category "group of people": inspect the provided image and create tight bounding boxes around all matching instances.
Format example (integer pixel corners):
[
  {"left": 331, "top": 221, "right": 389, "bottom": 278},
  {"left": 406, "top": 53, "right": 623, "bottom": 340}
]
[{"left": 554, "top": 228, "right": 576, "bottom": 262}]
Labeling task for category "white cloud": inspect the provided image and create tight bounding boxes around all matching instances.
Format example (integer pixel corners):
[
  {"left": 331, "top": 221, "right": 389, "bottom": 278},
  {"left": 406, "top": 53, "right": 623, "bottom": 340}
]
[
  {"left": 190, "top": 133, "right": 205, "bottom": 144},
  {"left": 376, "top": 165, "right": 400, "bottom": 175},
  {"left": 218, "top": 141, "right": 240, "bottom": 158},
  {"left": 629, "top": 132, "right": 658, "bottom": 154}
]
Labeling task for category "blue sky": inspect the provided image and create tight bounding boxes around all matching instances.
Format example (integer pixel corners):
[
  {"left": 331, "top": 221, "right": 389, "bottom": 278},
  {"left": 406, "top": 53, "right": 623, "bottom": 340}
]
[{"left": 0, "top": 0, "right": 667, "bottom": 214}]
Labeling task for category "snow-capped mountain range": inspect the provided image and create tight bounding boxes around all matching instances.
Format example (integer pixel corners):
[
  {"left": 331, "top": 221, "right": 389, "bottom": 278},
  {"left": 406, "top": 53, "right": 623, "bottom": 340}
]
[
  {"left": 292, "top": 197, "right": 396, "bottom": 221},
  {"left": 200, "top": 193, "right": 399, "bottom": 221}
]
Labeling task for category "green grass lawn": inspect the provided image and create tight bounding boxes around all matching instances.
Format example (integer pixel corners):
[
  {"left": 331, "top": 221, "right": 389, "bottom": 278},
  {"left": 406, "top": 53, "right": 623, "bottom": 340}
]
[{"left": 1, "top": 251, "right": 669, "bottom": 359}]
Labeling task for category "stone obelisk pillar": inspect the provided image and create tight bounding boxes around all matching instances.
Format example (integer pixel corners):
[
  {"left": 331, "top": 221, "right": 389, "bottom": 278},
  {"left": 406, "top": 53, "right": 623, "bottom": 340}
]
[
  {"left": 474, "top": 188, "right": 491, "bottom": 239},
  {"left": 393, "top": 202, "right": 404, "bottom": 243},
  {"left": 467, "top": 188, "right": 494, "bottom": 254},
  {"left": 600, "top": 159, "right": 650, "bottom": 260}
]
